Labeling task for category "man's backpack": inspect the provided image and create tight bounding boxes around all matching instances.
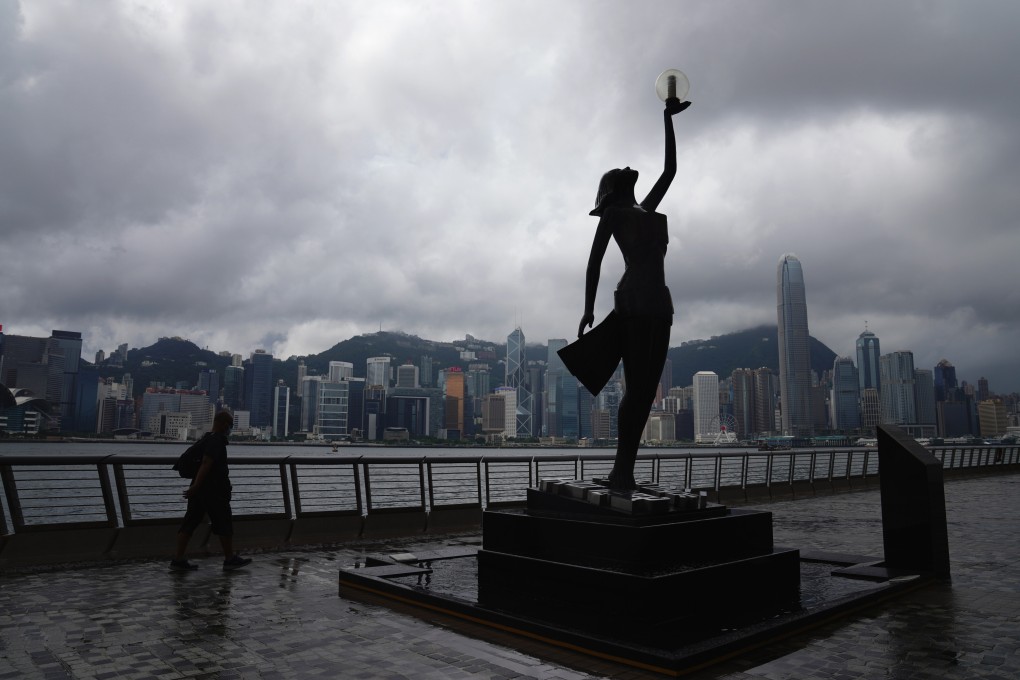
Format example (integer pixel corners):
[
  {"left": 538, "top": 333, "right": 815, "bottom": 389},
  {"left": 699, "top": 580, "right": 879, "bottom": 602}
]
[{"left": 173, "top": 434, "right": 212, "bottom": 479}]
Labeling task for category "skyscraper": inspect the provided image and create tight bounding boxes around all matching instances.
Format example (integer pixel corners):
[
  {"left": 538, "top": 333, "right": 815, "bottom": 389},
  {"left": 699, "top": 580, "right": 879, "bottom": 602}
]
[
  {"left": 244, "top": 350, "right": 273, "bottom": 428},
  {"left": 545, "top": 339, "right": 569, "bottom": 437},
  {"left": 506, "top": 327, "right": 532, "bottom": 438},
  {"left": 693, "top": 371, "right": 719, "bottom": 443},
  {"left": 443, "top": 367, "right": 465, "bottom": 438},
  {"left": 731, "top": 368, "right": 756, "bottom": 439},
  {"left": 856, "top": 329, "right": 881, "bottom": 394},
  {"left": 366, "top": 357, "right": 391, "bottom": 389},
  {"left": 776, "top": 254, "right": 813, "bottom": 436},
  {"left": 830, "top": 356, "right": 861, "bottom": 431},
  {"left": 879, "top": 351, "right": 917, "bottom": 428},
  {"left": 223, "top": 365, "right": 244, "bottom": 411},
  {"left": 273, "top": 381, "right": 290, "bottom": 438}
]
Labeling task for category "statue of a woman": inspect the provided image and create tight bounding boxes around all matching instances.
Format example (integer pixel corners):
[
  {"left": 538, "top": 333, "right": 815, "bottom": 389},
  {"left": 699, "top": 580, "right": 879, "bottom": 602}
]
[{"left": 573, "top": 97, "right": 689, "bottom": 490}]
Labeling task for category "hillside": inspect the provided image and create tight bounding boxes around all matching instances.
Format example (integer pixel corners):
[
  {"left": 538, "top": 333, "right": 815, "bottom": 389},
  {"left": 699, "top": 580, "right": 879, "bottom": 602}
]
[
  {"left": 101, "top": 327, "right": 838, "bottom": 397},
  {"left": 668, "top": 325, "right": 836, "bottom": 385}
]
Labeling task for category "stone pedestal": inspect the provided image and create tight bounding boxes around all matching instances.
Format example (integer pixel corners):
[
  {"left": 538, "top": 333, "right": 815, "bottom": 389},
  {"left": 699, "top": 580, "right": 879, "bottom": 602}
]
[{"left": 477, "top": 480, "right": 800, "bottom": 636}]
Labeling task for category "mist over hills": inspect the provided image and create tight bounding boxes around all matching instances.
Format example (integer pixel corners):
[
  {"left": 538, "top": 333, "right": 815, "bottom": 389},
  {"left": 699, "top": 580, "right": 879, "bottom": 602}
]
[{"left": 103, "top": 327, "right": 836, "bottom": 397}]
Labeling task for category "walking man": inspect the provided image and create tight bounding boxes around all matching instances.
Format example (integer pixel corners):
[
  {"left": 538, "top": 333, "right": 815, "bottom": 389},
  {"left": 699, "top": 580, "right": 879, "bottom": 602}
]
[{"left": 171, "top": 410, "right": 252, "bottom": 571}]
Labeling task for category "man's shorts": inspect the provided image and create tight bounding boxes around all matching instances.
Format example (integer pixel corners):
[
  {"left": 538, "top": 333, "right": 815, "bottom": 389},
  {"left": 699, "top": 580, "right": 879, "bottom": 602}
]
[{"left": 179, "top": 491, "right": 233, "bottom": 536}]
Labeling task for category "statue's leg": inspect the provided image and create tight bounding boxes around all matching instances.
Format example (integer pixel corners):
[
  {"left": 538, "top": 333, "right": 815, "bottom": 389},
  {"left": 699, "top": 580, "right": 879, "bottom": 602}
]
[{"left": 608, "top": 317, "right": 670, "bottom": 490}]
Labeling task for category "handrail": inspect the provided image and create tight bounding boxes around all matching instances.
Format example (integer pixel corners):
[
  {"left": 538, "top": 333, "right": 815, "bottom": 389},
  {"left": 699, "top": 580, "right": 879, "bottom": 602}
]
[{"left": 0, "top": 445, "right": 1017, "bottom": 538}]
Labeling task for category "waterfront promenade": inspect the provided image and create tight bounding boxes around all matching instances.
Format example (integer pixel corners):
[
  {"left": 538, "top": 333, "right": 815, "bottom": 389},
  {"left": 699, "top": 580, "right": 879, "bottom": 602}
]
[{"left": 1, "top": 472, "right": 1017, "bottom": 679}]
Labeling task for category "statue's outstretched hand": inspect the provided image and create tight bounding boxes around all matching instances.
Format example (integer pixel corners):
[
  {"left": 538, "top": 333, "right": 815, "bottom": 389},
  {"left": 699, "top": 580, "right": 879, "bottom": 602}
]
[
  {"left": 578, "top": 313, "right": 595, "bottom": 338},
  {"left": 665, "top": 99, "right": 691, "bottom": 116}
]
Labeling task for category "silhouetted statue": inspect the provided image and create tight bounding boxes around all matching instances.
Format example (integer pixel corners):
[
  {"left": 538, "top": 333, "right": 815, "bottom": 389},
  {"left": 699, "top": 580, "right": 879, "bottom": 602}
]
[{"left": 559, "top": 97, "right": 690, "bottom": 490}]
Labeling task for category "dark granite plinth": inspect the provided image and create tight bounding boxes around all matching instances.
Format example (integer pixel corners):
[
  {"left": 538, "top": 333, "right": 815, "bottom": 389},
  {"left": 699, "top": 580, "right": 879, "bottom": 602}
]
[
  {"left": 877, "top": 424, "right": 951, "bottom": 580},
  {"left": 475, "top": 481, "right": 800, "bottom": 635},
  {"left": 477, "top": 546, "right": 800, "bottom": 633},
  {"left": 483, "top": 505, "right": 775, "bottom": 569}
]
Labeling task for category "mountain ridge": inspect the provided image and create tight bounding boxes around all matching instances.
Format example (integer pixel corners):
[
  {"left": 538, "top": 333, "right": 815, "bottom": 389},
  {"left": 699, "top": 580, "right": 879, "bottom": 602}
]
[{"left": 100, "top": 327, "right": 837, "bottom": 397}]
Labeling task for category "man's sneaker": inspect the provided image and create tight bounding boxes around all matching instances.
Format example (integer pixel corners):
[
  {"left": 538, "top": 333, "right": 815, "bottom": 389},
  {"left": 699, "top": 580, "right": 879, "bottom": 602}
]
[
  {"left": 170, "top": 559, "right": 198, "bottom": 571},
  {"left": 223, "top": 554, "right": 252, "bottom": 571}
]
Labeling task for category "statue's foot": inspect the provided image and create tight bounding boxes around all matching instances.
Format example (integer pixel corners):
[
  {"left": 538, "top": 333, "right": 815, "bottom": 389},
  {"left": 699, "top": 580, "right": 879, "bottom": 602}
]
[{"left": 606, "top": 470, "right": 637, "bottom": 491}]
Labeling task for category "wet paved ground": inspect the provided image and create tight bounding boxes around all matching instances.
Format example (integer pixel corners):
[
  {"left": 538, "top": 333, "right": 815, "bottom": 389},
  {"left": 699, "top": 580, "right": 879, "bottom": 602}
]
[{"left": 1, "top": 473, "right": 1018, "bottom": 679}]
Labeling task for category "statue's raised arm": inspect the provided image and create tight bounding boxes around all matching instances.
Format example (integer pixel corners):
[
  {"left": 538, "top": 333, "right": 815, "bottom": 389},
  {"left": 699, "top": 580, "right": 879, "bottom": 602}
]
[{"left": 640, "top": 98, "right": 690, "bottom": 213}]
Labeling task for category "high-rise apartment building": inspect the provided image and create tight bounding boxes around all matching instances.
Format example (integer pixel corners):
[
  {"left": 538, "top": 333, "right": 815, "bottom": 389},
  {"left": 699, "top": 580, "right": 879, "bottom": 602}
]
[
  {"left": 830, "top": 356, "right": 861, "bottom": 431},
  {"left": 856, "top": 329, "right": 881, "bottom": 394},
  {"left": 506, "top": 328, "right": 532, "bottom": 437},
  {"left": 776, "top": 254, "right": 813, "bottom": 436},
  {"left": 693, "top": 371, "right": 719, "bottom": 443}
]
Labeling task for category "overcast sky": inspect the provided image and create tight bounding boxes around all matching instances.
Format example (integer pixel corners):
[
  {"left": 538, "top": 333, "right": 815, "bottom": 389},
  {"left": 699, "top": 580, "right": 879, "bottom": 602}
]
[{"left": 2, "top": 1, "right": 1019, "bottom": 392}]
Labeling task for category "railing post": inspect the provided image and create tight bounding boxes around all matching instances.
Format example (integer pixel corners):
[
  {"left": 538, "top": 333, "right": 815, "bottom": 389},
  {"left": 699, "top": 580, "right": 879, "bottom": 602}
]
[
  {"left": 362, "top": 462, "right": 373, "bottom": 513},
  {"left": 426, "top": 461, "right": 435, "bottom": 512},
  {"left": 475, "top": 460, "right": 483, "bottom": 508},
  {"left": 279, "top": 462, "right": 293, "bottom": 519},
  {"left": 418, "top": 459, "right": 427, "bottom": 510},
  {"left": 288, "top": 462, "right": 302, "bottom": 516},
  {"left": 714, "top": 455, "right": 722, "bottom": 491},
  {"left": 97, "top": 462, "right": 119, "bottom": 527},
  {"left": 684, "top": 455, "right": 692, "bottom": 490},
  {"left": 810, "top": 451, "right": 818, "bottom": 483},
  {"left": 765, "top": 452, "right": 773, "bottom": 488},
  {"left": 787, "top": 452, "right": 795, "bottom": 485},
  {"left": 483, "top": 460, "right": 492, "bottom": 507},
  {"left": 862, "top": 450, "right": 870, "bottom": 478},
  {"left": 741, "top": 454, "right": 749, "bottom": 489},
  {"left": 353, "top": 460, "right": 364, "bottom": 515},
  {"left": 112, "top": 463, "right": 133, "bottom": 525},
  {"left": 0, "top": 464, "right": 25, "bottom": 531}
]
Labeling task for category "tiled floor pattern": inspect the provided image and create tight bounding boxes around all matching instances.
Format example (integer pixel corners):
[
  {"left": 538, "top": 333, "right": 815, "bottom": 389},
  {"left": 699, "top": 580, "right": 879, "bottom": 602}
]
[{"left": 1, "top": 473, "right": 1017, "bottom": 679}]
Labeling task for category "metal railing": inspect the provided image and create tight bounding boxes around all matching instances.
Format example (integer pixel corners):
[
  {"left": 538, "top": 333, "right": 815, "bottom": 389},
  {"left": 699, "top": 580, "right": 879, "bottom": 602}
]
[{"left": 0, "top": 445, "right": 1016, "bottom": 564}]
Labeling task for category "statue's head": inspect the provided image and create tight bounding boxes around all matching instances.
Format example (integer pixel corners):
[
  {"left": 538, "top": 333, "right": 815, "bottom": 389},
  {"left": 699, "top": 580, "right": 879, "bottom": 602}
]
[{"left": 589, "top": 167, "right": 639, "bottom": 216}]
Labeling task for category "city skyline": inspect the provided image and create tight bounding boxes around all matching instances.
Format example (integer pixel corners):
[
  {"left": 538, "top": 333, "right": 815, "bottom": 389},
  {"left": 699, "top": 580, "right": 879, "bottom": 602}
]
[{"left": 2, "top": 3, "right": 1020, "bottom": 393}]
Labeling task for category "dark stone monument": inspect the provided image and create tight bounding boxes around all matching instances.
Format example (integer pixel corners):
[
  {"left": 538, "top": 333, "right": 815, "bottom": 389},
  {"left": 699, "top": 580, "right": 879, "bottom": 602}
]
[
  {"left": 337, "top": 71, "right": 948, "bottom": 674},
  {"left": 477, "top": 479, "right": 801, "bottom": 637},
  {"left": 877, "top": 424, "right": 951, "bottom": 581}
]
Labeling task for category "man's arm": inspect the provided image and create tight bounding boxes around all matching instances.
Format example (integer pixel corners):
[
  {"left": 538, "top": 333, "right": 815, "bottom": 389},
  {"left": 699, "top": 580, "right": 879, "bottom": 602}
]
[{"left": 185, "top": 455, "right": 214, "bottom": 499}]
